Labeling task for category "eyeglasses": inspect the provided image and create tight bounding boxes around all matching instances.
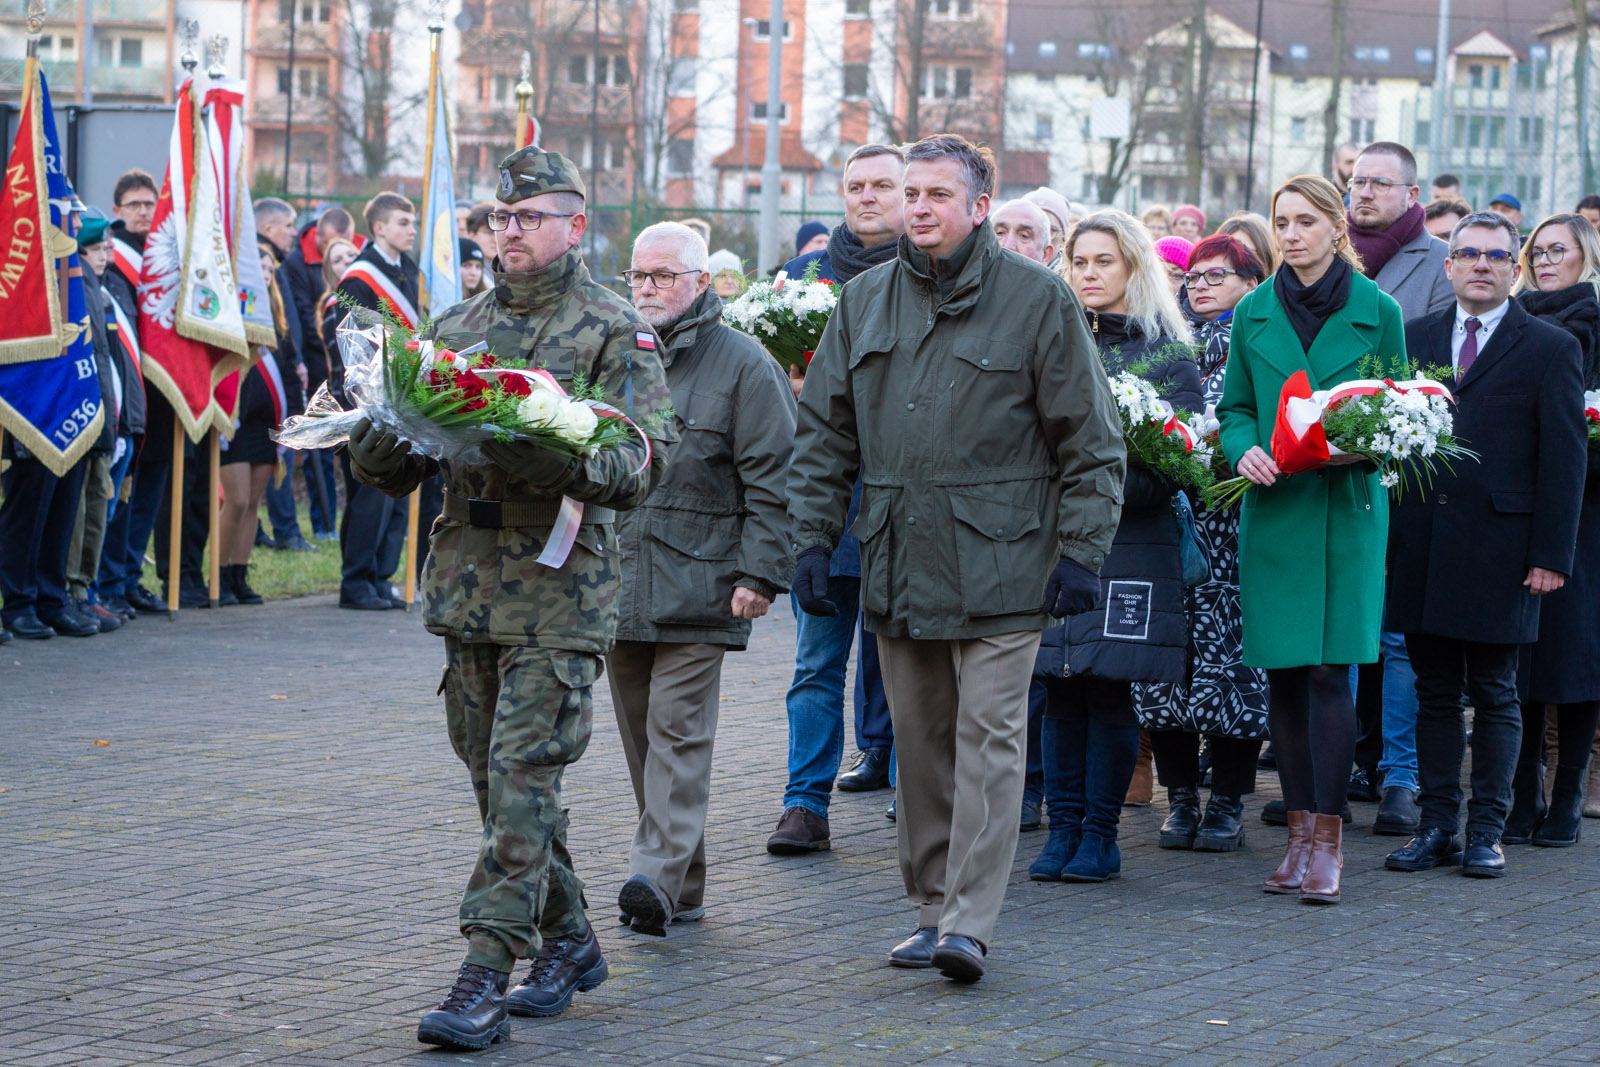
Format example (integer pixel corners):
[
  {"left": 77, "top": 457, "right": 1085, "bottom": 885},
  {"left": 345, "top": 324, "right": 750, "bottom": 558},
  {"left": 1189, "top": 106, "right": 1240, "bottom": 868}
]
[
  {"left": 1529, "top": 244, "right": 1570, "bottom": 265},
  {"left": 1182, "top": 267, "right": 1243, "bottom": 289},
  {"left": 621, "top": 269, "right": 702, "bottom": 288},
  {"left": 485, "top": 209, "right": 577, "bottom": 231},
  {"left": 1348, "top": 176, "right": 1406, "bottom": 194},
  {"left": 119, "top": 199, "right": 157, "bottom": 211},
  {"left": 1450, "top": 247, "right": 1516, "bottom": 265}
]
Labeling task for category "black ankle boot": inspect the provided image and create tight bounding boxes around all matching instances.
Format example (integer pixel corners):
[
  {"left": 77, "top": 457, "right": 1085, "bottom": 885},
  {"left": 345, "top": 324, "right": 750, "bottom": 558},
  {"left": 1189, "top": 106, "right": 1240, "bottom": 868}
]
[
  {"left": 1158, "top": 786, "right": 1201, "bottom": 849},
  {"left": 1533, "top": 766, "right": 1586, "bottom": 847},
  {"left": 1194, "top": 794, "right": 1246, "bottom": 851},
  {"left": 1503, "top": 768, "right": 1547, "bottom": 844},
  {"left": 213, "top": 566, "right": 239, "bottom": 606},
  {"left": 417, "top": 962, "right": 511, "bottom": 1050},
  {"left": 232, "top": 563, "right": 264, "bottom": 605}
]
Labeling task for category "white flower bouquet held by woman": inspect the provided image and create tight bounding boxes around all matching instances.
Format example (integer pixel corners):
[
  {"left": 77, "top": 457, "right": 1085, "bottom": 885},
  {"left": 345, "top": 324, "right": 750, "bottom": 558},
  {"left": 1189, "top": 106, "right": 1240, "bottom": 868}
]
[
  {"left": 721, "top": 262, "right": 838, "bottom": 373},
  {"left": 1107, "top": 370, "right": 1217, "bottom": 491},
  {"left": 1207, "top": 367, "right": 1477, "bottom": 508}
]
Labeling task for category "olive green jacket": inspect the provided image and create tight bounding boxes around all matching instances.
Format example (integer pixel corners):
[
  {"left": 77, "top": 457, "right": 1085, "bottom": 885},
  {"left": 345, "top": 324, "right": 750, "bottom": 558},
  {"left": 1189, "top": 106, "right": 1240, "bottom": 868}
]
[
  {"left": 614, "top": 288, "right": 797, "bottom": 647},
  {"left": 787, "top": 224, "right": 1127, "bottom": 640},
  {"left": 352, "top": 246, "right": 676, "bottom": 653}
]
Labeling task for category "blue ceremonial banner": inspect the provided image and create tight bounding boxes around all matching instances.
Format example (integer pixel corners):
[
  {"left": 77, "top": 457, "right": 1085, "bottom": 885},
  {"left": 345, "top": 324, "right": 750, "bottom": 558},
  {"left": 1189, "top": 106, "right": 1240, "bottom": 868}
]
[
  {"left": 0, "top": 63, "right": 104, "bottom": 477},
  {"left": 419, "top": 65, "right": 461, "bottom": 313}
]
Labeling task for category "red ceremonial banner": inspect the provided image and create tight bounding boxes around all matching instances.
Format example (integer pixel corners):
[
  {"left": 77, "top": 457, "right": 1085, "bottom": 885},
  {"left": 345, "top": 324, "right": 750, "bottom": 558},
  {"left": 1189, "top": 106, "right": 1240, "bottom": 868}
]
[{"left": 0, "top": 69, "right": 63, "bottom": 365}]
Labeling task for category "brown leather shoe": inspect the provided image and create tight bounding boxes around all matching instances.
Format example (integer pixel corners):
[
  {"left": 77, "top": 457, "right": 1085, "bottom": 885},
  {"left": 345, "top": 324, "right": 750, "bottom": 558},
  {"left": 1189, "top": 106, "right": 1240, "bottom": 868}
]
[
  {"left": 1264, "top": 810, "right": 1314, "bottom": 894},
  {"left": 1125, "top": 732, "right": 1153, "bottom": 806},
  {"left": 1299, "top": 813, "right": 1344, "bottom": 904},
  {"left": 766, "top": 806, "right": 831, "bottom": 854}
]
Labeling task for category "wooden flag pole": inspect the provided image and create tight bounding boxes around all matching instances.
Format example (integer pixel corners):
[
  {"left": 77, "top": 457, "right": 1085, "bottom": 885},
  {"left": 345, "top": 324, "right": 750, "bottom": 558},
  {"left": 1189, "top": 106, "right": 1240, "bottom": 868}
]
[
  {"left": 208, "top": 430, "right": 221, "bottom": 606},
  {"left": 167, "top": 411, "right": 184, "bottom": 617},
  {"left": 404, "top": 487, "right": 420, "bottom": 609}
]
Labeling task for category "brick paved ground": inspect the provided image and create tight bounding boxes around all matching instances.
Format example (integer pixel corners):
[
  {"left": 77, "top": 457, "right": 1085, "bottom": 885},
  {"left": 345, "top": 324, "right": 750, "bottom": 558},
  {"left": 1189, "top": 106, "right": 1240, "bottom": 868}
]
[{"left": 5, "top": 597, "right": 1600, "bottom": 1066}]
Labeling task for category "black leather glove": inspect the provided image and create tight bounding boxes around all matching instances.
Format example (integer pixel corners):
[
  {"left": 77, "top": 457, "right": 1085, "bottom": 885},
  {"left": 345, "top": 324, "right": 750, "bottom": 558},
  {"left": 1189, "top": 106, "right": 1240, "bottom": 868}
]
[
  {"left": 347, "top": 416, "right": 411, "bottom": 479},
  {"left": 482, "top": 439, "right": 575, "bottom": 489},
  {"left": 1042, "top": 557, "right": 1101, "bottom": 618},
  {"left": 792, "top": 547, "right": 837, "bottom": 617}
]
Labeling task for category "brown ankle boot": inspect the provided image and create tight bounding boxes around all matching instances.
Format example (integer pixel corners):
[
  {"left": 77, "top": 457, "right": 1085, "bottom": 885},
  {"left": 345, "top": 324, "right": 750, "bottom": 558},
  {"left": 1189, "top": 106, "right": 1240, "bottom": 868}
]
[
  {"left": 1125, "top": 732, "right": 1153, "bottom": 806},
  {"left": 1264, "top": 810, "right": 1314, "bottom": 894},
  {"left": 1299, "top": 813, "right": 1344, "bottom": 905}
]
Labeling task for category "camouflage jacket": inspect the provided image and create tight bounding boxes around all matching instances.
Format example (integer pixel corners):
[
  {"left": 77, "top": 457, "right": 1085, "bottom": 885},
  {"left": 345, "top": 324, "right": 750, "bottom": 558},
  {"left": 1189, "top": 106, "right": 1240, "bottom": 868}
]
[
  {"left": 614, "top": 288, "right": 796, "bottom": 648},
  {"left": 352, "top": 245, "right": 676, "bottom": 653}
]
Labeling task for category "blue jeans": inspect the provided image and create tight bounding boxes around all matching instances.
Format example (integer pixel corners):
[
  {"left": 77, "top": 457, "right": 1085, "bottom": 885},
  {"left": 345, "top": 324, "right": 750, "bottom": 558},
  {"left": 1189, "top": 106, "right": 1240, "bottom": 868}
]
[
  {"left": 304, "top": 447, "right": 339, "bottom": 535},
  {"left": 853, "top": 612, "right": 893, "bottom": 750},
  {"left": 783, "top": 576, "right": 894, "bottom": 817},
  {"left": 1379, "top": 629, "right": 1419, "bottom": 792},
  {"left": 263, "top": 446, "right": 300, "bottom": 543}
]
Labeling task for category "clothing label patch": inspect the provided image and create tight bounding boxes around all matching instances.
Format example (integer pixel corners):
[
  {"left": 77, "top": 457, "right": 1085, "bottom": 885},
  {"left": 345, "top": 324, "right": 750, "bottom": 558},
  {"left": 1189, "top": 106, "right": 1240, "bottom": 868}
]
[{"left": 1103, "top": 580, "right": 1153, "bottom": 640}]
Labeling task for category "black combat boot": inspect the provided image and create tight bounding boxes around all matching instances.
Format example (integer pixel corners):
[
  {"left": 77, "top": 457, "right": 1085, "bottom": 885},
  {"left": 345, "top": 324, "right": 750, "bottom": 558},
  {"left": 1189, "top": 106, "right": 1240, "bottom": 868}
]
[
  {"left": 230, "top": 563, "right": 265, "bottom": 605},
  {"left": 506, "top": 922, "right": 609, "bottom": 1017},
  {"left": 416, "top": 962, "right": 511, "bottom": 1050}
]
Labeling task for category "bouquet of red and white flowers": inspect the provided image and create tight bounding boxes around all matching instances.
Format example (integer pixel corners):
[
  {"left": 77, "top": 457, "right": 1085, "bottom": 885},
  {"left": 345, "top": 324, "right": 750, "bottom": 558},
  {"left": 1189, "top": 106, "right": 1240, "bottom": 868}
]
[
  {"left": 1107, "top": 371, "right": 1216, "bottom": 491},
  {"left": 1207, "top": 368, "right": 1476, "bottom": 508},
  {"left": 722, "top": 262, "right": 838, "bottom": 373},
  {"left": 273, "top": 307, "right": 649, "bottom": 465}
]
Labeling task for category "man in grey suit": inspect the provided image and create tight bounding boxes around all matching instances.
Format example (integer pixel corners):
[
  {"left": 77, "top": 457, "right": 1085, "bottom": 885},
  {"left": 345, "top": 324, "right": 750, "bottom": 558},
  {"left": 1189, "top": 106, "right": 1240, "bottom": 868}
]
[{"left": 1345, "top": 139, "right": 1455, "bottom": 840}]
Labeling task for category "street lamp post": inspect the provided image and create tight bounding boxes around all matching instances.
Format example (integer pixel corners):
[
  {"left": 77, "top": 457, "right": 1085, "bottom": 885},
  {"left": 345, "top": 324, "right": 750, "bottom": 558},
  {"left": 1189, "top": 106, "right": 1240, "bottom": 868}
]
[{"left": 756, "top": 0, "right": 783, "bottom": 275}]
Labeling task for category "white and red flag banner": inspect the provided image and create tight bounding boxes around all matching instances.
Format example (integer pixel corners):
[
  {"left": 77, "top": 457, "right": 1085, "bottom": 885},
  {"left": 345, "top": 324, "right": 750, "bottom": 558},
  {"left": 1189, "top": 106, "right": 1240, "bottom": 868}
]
[{"left": 207, "top": 78, "right": 277, "bottom": 350}]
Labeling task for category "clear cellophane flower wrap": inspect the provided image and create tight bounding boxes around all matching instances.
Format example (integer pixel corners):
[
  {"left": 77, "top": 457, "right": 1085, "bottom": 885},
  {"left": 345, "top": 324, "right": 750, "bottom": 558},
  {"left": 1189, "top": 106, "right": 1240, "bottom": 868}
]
[{"left": 272, "top": 307, "right": 654, "bottom": 469}]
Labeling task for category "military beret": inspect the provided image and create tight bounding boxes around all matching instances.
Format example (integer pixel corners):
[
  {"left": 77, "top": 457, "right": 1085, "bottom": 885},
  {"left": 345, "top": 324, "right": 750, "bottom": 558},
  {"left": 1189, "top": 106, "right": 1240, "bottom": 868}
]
[
  {"left": 497, "top": 148, "right": 586, "bottom": 204},
  {"left": 77, "top": 215, "right": 109, "bottom": 248}
]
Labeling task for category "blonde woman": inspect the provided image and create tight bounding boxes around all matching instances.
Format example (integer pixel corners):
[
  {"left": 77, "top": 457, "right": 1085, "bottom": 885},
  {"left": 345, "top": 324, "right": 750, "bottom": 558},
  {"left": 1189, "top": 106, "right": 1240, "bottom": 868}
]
[
  {"left": 1027, "top": 209, "right": 1201, "bottom": 884},
  {"left": 1505, "top": 213, "right": 1600, "bottom": 845},
  {"left": 1218, "top": 212, "right": 1279, "bottom": 275},
  {"left": 1141, "top": 204, "right": 1173, "bottom": 239},
  {"left": 1217, "top": 175, "right": 1406, "bottom": 906}
]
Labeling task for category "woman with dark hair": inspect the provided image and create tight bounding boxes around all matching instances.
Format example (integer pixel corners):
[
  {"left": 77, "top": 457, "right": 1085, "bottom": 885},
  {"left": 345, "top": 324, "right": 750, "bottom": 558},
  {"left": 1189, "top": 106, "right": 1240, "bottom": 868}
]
[
  {"left": 1027, "top": 209, "right": 1202, "bottom": 884},
  {"left": 1137, "top": 235, "right": 1271, "bottom": 854},
  {"left": 458, "top": 237, "right": 489, "bottom": 297},
  {"left": 1217, "top": 175, "right": 1406, "bottom": 904},
  {"left": 1504, "top": 212, "right": 1600, "bottom": 845}
]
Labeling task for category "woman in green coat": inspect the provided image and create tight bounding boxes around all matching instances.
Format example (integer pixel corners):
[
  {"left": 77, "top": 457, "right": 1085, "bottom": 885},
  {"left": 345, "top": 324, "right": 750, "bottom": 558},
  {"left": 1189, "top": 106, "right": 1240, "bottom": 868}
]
[{"left": 1217, "top": 174, "right": 1407, "bottom": 907}]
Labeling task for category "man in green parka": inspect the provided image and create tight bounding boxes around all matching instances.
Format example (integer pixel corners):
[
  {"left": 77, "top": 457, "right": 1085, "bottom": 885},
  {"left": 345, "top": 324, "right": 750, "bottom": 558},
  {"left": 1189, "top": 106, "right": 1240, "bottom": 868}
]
[{"left": 786, "top": 134, "right": 1126, "bottom": 983}]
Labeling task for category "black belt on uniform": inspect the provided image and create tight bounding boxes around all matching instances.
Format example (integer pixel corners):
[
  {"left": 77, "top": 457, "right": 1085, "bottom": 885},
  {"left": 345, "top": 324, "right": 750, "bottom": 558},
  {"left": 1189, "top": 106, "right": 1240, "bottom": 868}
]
[{"left": 442, "top": 490, "right": 615, "bottom": 528}]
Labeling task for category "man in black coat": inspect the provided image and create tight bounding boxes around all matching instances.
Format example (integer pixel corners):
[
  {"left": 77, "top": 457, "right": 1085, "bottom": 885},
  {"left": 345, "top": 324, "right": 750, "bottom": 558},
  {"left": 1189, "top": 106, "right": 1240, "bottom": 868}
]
[
  {"left": 1383, "top": 211, "right": 1587, "bottom": 878},
  {"left": 330, "top": 192, "right": 419, "bottom": 610}
]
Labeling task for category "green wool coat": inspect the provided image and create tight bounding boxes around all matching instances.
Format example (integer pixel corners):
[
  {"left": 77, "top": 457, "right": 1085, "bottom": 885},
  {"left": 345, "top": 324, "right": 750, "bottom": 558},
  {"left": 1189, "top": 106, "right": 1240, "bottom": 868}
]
[{"left": 1216, "top": 269, "right": 1407, "bottom": 669}]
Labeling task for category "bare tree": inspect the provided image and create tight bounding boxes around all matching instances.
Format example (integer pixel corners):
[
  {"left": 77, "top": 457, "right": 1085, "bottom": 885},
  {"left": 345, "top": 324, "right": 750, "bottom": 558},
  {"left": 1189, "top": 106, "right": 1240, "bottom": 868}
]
[
  {"left": 1181, "top": 0, "right": 1210, "bottom": 204},
  {"left": 1079, "top": 0, "right": 1187, "bottom": 205},
  {"left": 1320, "top": 0, "right": 1348, "bottom": 174},
  {"left": 626, "top": 7, "right": 738, "bottom": 200},
  {"left": 331, "top": 0, "right": 427, "bottom": 180},
  {"left": 1574, "top": 0, "right": 1594, "bottom": 193}
]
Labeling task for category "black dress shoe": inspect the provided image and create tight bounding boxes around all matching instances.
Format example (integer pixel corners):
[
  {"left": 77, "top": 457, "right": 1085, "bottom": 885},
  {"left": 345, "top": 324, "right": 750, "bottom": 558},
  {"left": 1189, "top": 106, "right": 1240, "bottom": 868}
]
[
  {"left": 885, "top": 797, "right": 896, "bottom": 821},
  {"left": 416, "top": 962, "right": 511, "bottom": 1050},
  {"left": 339, "top": 594, "right": 394, "bottom": 611},
  {"left": 1193, "top": 794, "right": 1246, "bottom": 852},
  {"left": 101, "top": 595, "right": 136, "bottom": 620},
  {"left": 274, "top": 535, "right": 318, "bottom": 553},
  {"left": 126, "top": 585, "right": 165, "bottom": 614},
  {"left": 1373, "top": 786, "right": 1421, "bottom": 836},
  {"left": 618, "top": 873, "right": 672, "bottom": 935},
  {"left": 78, "top": 600, "right": 124, "bottom": 633},
  {"left": 166, "top": 585, "right": 208, "bottom": 610},
  {"left": 1347, "top": 766, "right": 1381, "bottom": 802},
  {"left": 38, "top": 607, "right": 97, "bottom": 637},
  {"left": 8, "top": 615, "right": 55, "bottom": 639},
  {"left": 931, "top": 934, "right": 986, "bottom": 983},
  {"left": 888, "top": 926, "right": 938, "bottom": 969},
  {"left": 1020, "top": 795, "right": 1042, "bottom": 831},
  {"left": 506, "top": 923, "right": 608, "bottom": 1017},
  {"left": 1461, "top": 832, "right": 1507, "bottom": 877},
  {"left": 837, "top": 747, "right": 892, "bottom": 792},
  {"left": 1384, "top": 827, "right": 1464, "bottom": 871}
]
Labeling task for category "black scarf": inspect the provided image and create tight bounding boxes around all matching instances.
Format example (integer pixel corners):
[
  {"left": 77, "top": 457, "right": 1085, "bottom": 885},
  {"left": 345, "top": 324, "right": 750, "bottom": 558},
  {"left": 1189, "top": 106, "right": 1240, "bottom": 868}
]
[
  {"left": 1520, "top": 282, "right": 1600, "bottom": 390},
  {"left": 826, "top": 223, "right": 899, "bottom": 284},
  {"left": 1273, "top": 256, "right": 1353, "bottom": 353}
]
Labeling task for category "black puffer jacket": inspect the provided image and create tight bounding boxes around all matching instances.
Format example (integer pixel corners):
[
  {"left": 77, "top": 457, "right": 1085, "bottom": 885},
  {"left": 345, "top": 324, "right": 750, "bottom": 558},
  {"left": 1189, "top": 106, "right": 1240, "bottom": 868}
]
[{"left": 1034, "top": 312, "right": 1203, "bottom": 683}]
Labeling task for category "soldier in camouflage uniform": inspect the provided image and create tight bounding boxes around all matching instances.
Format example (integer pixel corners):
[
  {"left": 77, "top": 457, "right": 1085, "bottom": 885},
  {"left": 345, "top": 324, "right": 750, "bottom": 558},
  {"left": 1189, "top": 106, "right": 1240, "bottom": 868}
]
[{"left": 346, "top": 148, "right": 675, "bottom": 1052}]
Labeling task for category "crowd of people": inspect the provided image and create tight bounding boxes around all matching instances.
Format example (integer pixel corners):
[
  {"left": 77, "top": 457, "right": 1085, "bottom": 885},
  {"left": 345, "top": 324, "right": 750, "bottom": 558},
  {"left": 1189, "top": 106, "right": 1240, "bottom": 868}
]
[{"left": 5, "top": 128, "right": 1598, "bottom": 1047}]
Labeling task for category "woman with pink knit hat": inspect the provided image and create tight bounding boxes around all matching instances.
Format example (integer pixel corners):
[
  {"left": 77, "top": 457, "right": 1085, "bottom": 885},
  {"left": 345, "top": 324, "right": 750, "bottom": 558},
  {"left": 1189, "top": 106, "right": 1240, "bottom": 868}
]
[
  {"left": 1154, "top": 236, "right": 1195, "bottom": 295},
  {"left": 1172, "top": 204, "right": 1207, "bottom": 240}
]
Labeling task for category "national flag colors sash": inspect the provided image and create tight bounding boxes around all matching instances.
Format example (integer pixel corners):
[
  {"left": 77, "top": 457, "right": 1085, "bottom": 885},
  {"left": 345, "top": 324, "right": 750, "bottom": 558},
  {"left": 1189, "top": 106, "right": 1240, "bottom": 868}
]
[
  {"left": 0, "top": 55, "right": 63, "bottom": 365},
  {"left": 138, "top": 78, "right": 229, "bottom": 441},
  {"left": 110, "top": 232, "right": 141, "bottom": 292},
  {"left": 343, "top": 260, "right": 418, "bottom": 329},
  {"left": 0, "top": 61, "right": 106, "bottom": 475}
]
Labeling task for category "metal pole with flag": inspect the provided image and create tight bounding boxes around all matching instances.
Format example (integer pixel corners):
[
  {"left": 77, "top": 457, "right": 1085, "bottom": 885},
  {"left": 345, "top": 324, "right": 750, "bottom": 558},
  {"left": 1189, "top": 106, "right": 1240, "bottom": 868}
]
[{"left": 0, "top": 12, "right": 107, "bottom": 480}]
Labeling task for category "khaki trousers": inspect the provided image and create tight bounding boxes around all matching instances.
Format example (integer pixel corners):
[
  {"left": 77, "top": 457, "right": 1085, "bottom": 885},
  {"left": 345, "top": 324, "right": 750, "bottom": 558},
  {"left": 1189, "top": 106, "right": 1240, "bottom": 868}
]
[
  {"left": 876, "top": 629, "right": 1042, "bottom": 948},
  {"left": 607, "top": 640, "right": 727, "bottom": 910},
  {"left": 67, "top": 453, "right": 114, "bottom": 600}
]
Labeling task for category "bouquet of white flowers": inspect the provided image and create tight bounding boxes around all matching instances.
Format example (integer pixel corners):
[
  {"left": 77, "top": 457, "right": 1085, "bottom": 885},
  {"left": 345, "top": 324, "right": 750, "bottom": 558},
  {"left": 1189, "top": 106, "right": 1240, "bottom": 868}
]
[
  {"left": 722, "top": 263, "right": 838, "bottom": 373},
  {"left": 1107, "top": 371, "right": 1217, "bottom": 491}
]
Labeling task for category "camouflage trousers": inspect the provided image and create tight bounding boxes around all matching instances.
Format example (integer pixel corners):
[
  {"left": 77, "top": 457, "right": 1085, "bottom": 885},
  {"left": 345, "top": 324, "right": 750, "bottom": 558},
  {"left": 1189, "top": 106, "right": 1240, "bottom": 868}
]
[{"left": 441, "top": 636, "right": 602, "bottom": 973}]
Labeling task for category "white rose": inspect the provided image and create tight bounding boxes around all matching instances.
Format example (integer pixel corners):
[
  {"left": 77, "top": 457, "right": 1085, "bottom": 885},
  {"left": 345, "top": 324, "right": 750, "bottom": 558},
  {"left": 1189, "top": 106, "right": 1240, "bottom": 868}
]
[
  {"left": 557, "top": 399, "right": 600, "bottom": 444},
  {"left": 517, "top": 390, "right": 563, "bottom": 429}
]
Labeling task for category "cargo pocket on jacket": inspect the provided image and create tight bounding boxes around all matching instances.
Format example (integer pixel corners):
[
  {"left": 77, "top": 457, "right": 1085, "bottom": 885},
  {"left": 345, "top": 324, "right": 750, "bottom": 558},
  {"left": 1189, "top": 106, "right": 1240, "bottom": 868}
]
[
  {"left": 848, "top": 492, "right": 892, "bottom": 617},
  {"left": 949, "top": 488, "right": 1043, "bottom": 617},
  {"left": 648, "top": 513, "right": 739, "bottom": 626}
]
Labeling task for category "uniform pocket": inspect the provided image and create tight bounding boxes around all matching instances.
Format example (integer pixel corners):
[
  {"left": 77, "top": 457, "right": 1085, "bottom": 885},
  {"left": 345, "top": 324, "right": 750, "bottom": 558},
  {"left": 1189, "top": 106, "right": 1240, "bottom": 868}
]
[
  {"left": 848, "top": 491, "right": 892, "bottom": 616},
  {"left": 949, "top": 487, "right": 1045, "bottom": 617},
  {"left": 504, "top": 649, "right": 600, "bottom": 765},
  {"left": 648, "top": 512, "right": 739, "bottom": 625}
]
